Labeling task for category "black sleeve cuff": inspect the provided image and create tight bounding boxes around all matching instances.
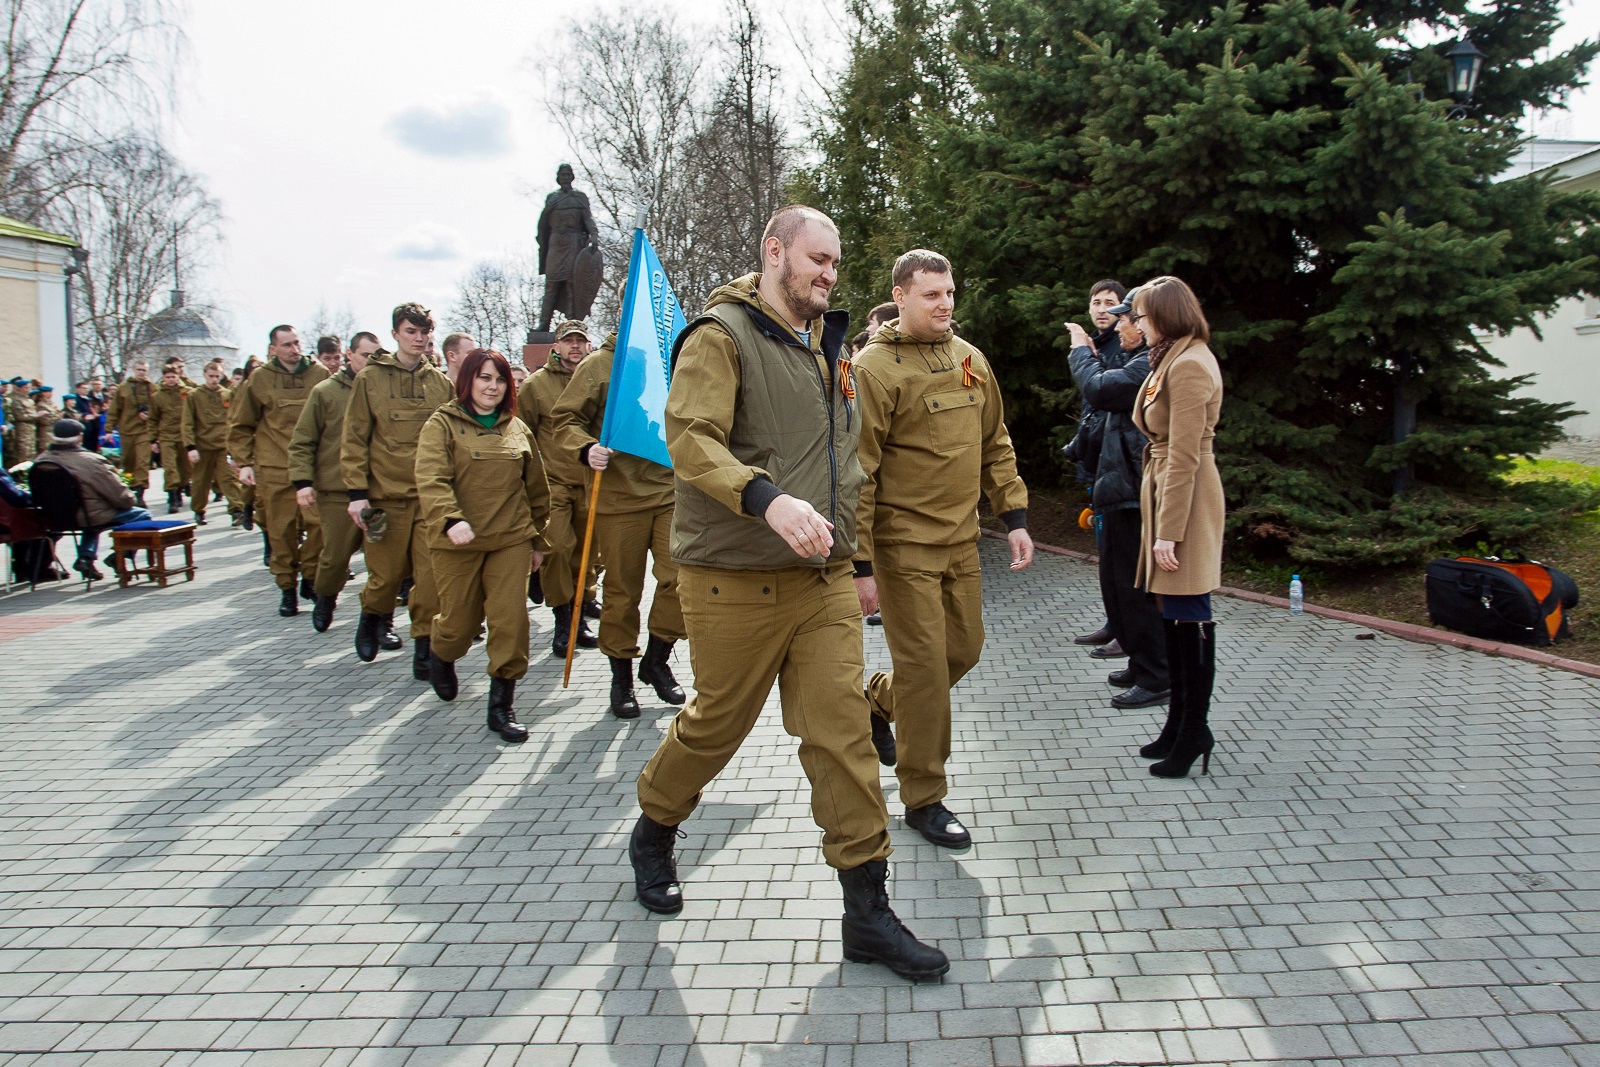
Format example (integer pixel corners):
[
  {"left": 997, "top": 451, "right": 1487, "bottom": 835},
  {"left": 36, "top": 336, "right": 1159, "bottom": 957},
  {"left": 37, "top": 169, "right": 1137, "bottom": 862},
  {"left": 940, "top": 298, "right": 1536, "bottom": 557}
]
[
  {"left": 443, "top": 518, "right": 461, "bottom": 533},
  {"left": 291, "top": 479, "right": 312, "bottom": 490},
  {"left": 853, "top": 560, "right": 873, "bottom": 578},
  {"left": 740, "top": 475, "right": 785, "bottom": 518},
  {"left": 578, "top": 444, "right": 593, "bottom": 468},
  {"left": 1000, "top": 508, "right": 1028, "bottom": 532},
  {"left": 347, "top": 489, "right": 368, "bottom": 502}
]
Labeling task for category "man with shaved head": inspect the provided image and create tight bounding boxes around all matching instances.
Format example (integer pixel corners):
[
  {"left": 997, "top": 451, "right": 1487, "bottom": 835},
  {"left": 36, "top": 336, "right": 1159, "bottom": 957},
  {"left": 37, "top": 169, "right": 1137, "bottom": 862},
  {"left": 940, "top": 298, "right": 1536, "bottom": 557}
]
[{"left": 624, "top": 204, "right": 948, "bottom": 982}]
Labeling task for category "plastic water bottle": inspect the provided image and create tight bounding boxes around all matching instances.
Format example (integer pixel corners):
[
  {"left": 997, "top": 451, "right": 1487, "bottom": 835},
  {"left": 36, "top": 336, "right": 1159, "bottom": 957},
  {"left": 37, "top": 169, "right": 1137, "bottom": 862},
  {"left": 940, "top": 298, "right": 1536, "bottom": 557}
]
[{"left": 1289, "top": 575, "right": 1304, "bottom": 616}]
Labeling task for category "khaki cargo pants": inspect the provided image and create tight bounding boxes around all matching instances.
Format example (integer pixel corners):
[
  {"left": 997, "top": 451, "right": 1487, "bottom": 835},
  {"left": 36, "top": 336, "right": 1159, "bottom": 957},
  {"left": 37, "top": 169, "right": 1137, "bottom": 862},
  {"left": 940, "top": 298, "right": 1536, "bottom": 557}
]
[
  {"left": 593, "top": 503, "right": 683, "bottom": 658},
  {"left": 638, "top": 562, "right": 892, "bottom": 871},
  {"left": 542, "top": 481, "right": 600, "bottom": 608},
  {"left": 867, "top": 540, "right": 985, "bottom": 811},
  {"left": 431, "top": 541, "right": 534, "bottom": 679},
  {"left": 257, "top": 473, "right": 323, "bottom": 591},
  {"left": 188, "top": 448, "right": 240, "bottom": 519},
  {"left": 120, "top": 431, "right": 153, "bottom": 489},
  {"left": 313, "top": 490, "right": 363, "bottom": 597},
  {"left": 158, "top": 439, "right": 191, "bottom": 492},
  {"left": 357, "top": 499, "right": 438, "bottom": 638}
]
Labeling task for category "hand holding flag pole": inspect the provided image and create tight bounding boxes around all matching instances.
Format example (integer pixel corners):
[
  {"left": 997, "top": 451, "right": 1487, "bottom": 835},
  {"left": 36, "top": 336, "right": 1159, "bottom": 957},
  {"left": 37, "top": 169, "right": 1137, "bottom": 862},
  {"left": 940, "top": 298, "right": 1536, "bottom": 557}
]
[{"left": 563, "top": 224, "right": 688, "bottom": 687}]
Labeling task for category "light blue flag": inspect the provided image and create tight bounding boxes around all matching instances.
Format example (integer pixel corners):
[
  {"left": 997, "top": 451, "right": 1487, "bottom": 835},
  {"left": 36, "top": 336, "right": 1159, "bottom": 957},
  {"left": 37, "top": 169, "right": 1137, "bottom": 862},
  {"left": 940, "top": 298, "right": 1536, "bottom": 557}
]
[{"left": 600, "top": 228, "right": 684, "bottom": 469}]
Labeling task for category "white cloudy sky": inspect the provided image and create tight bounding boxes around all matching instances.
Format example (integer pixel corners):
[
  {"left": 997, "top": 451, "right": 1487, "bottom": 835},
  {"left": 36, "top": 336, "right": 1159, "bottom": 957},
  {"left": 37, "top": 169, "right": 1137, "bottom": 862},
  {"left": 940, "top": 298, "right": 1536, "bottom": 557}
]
[{"left": 171, "top": 0, "right": 1599, "bottom": 359}]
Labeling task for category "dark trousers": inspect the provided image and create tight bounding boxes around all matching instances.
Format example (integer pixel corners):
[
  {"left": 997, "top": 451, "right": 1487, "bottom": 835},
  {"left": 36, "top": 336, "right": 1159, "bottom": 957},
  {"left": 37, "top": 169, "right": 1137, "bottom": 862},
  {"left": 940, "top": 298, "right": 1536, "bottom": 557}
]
[{"left": 1098, "top": 507, "right": 1168, "bottom": 690}]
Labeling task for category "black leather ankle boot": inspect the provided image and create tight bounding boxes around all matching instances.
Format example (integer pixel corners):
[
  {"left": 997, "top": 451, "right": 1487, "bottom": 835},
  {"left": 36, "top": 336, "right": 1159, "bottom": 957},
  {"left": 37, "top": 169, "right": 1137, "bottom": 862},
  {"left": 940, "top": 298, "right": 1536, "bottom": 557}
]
[
  {"left": 377, "top": 613, "right": 402, "bottom": 651},
  {"left": 609, "top": 656, "right": 641, "bottom": 719},
  {"left": 354, "top": 612, "right": 381, "bottom": 661},
  {"left": 839, "top": 859, "right": 949, "bottom": 980},
  {"left": 637, "top": 635, "right": 685, "bottom": 705},
  {"left": 312, "top": 594, "right": 336, "bottom": 632},
  {"left": 412, "top": 636, "right": 432, "bottom": 681},
  {"left": 429, "top": 650, "right": 458, "bottom": 701},
  {"left": 629, "top": 813, "right": 683, "bottom": 913},
  {"left": 487, "top": 678, "right": 527, "bottom": 742}
]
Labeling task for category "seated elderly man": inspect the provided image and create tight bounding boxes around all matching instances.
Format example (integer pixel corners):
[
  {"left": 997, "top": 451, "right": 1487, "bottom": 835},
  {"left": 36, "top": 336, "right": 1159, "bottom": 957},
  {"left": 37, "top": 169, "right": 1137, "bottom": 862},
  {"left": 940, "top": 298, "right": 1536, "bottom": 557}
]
[{"left": 30, "top": 418, "right": 151, "bottom": 579}]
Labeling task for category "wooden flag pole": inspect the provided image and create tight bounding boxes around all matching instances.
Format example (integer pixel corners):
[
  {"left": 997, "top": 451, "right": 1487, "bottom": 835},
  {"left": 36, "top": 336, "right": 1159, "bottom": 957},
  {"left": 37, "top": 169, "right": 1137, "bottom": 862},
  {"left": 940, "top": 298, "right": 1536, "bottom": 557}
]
[{"left": 563, "top": 467, "right": 604, "bottom": 687}]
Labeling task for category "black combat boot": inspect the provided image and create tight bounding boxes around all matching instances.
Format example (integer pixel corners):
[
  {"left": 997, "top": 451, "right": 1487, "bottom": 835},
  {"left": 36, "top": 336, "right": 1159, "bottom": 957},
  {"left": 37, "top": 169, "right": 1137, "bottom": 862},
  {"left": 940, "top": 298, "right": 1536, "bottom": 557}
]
[
  {"left": 311, "top": 594, "right": 336, "bottom": 632},
  {"left": 637, "top": 635, "right": 686, "bottom": 705},
  {"left": 134, "top": 488, "right": 146, "bottom": 508},
  {"left": 575, "top": 613, "right": 598, "bottom": 648},
  {"left": 412, "top": 636, "right": 432, "bottom": 681},
  {"left": 628, "top": 813, "right": 683, "bottom": 913},
  {"left": 354, "top": 612, "right": 381, "bottom": 662},
  {"left": 241, "top": 503, "right": 254, "bottom": 531},
  {"left": 428, "top": 650, "right": 458, "bottom": 701},
  {"left": 167, "top": 490, "right": 181, "bottom": 514},
  {"left": 298, "top": 575, "right": 315, "bottom": 601},
  {"left": 230, "top": 510, "right": 243, "bottom": 528},
  {"left": 260, "top": 529, "right": 271, "bottom": 567},
  {"left": 527, "top": 569, "right": 544, "bottom": 605},
  {"left": 551, "top": 603, "right": 573, "bottom": 658},
  {"left": 609, "top": 656, "right": 641, "bottom": 719},
  {"left": 278, "top": 587, "right": 298, "bottom": 617},
  {"left": 378, "top": 613, "right": 403, "bottom": 651},
  {"left": 839, "top": 859, "right": 950, "bottom": 980},
  {"left": 583, "top": 597, "right": 601, "bottom": 620},
  {"left": 487, "top": 678, "right": 528, "bottom": 743},
  {"left": 870, "top": 711, "right": 897, "bottom": 767}
]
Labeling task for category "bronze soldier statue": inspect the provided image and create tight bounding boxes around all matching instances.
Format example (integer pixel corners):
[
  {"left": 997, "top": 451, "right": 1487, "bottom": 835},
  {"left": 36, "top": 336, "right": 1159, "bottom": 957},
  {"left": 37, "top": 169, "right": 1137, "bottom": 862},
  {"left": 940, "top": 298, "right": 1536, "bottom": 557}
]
[{"left": 537, "top": 164, "right": 602, "bottom": 332}]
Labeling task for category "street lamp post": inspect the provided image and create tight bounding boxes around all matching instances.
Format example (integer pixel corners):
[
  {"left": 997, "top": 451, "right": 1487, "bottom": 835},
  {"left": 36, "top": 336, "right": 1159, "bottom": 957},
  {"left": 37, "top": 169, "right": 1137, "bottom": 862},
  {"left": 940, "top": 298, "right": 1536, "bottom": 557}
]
[{"left": 1445, "top": 38, "right": 1485, "bottom": 120}]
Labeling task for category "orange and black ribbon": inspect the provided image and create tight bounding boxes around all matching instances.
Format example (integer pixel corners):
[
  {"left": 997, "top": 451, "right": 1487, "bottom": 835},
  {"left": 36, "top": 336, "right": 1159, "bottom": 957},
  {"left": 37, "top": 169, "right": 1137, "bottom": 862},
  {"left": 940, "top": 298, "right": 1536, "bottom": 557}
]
[
  {"left": 839, "top": 358, "right": 856, "bottom": 400},
  {"left": 961, "top": 353, "right": 984, "bottom": 388}
]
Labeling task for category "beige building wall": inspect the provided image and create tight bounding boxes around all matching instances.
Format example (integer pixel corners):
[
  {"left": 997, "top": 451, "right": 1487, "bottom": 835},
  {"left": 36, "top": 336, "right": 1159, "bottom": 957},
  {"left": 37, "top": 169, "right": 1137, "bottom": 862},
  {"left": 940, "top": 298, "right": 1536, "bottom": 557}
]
[
  {"left": 1482, "top": 295, "right": 1600, "bottom": 445},
  {"left": 0, "top": 272, "right": 44, "bottom": 381},
  {"left": 0, "top": 235, "right": 73, "bottom": 386}
]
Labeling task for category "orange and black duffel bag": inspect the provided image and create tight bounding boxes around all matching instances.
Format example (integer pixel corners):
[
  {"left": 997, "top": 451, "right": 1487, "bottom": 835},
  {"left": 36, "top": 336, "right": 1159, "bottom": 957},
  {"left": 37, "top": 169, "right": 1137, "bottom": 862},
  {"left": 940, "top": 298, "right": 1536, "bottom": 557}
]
[{"left": 1424, "top": 556, "right": 1579, "bottom": 647}]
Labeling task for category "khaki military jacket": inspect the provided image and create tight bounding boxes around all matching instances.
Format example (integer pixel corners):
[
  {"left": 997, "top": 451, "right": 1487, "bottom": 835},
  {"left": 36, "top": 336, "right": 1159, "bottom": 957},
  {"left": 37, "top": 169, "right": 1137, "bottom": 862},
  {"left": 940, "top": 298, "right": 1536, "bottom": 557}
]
[
  {"left": 151, "top": 382, "right": 187, "bottom": 442},
  {"left": 517, "top": 358, "right": 587, "bottom": 489},
  {"left": 551, "top": 335, "right": 674, "bottom": 515},
  {"left": 227, "top": 356, "right": 330, "bottom": 476},
  {"left": 107, "top": 379, "right": 156, "bottom": 438},
  {"left": 415, "top": 402, "right": 551, "bottom": 553},
  {"left": 288, "top": 369, "right": 357, "bottom": 492},
  {"left": 340, "top": 350, "right": 452, "bottom": 503},
  {"left": 183, "top": 385, "right": 231, "bottom": 451},
  {"left": 852, "top": 322, "right": 1028, "bottom": 562},
  {"left": 32, "top": 401, "right": 61, "bottom": 454}
]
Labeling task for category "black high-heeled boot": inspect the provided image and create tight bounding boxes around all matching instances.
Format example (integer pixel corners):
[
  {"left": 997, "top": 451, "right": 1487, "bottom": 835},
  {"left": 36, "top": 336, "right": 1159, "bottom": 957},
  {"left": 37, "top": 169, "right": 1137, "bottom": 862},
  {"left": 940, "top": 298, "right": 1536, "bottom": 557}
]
[
  {"left": 1151, "top": 621, "right": 1216, "bottom": 778},
  {"left": 1140, "top": 619, "right": 1185, "bottom": 759}
]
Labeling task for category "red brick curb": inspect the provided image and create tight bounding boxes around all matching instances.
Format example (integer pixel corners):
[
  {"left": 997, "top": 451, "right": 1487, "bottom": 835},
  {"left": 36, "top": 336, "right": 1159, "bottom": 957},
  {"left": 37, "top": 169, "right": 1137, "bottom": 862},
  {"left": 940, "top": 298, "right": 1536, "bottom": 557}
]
[{"left": 986, "top": 529, "right": 1600, "bottom": 681}]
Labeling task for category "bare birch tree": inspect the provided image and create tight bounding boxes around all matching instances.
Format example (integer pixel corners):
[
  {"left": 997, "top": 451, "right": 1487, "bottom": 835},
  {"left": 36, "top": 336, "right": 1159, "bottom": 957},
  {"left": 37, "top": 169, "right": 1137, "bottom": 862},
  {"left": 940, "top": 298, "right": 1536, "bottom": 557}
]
[
  {"left": 448, "top": 255, "right": 541, "bottom": 352},
  {"left": 0, "top": 0, "right": 181, "bottom": 222}
]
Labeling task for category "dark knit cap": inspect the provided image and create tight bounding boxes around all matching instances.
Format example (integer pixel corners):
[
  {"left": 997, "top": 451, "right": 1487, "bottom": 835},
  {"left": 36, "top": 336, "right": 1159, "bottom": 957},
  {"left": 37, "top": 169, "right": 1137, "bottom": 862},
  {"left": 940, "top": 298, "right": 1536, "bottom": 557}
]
[{"left": 52, "top": 418, "right": 84, "bottom": 440}]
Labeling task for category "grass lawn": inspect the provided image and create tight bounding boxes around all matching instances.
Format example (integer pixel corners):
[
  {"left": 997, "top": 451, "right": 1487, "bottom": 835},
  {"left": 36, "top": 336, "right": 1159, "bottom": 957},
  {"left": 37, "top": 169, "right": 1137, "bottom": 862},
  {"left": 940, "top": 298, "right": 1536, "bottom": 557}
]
[{"left": 991, "top": 457, "right": 1600, "bottom": 667}]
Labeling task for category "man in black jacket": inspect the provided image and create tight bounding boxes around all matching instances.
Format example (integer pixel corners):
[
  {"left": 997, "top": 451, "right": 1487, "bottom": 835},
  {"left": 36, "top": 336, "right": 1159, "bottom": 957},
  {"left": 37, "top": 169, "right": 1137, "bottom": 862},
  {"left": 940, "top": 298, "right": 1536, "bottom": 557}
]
[{"left": 1066, "top": 288, "right": 1169, "bottom": 709}]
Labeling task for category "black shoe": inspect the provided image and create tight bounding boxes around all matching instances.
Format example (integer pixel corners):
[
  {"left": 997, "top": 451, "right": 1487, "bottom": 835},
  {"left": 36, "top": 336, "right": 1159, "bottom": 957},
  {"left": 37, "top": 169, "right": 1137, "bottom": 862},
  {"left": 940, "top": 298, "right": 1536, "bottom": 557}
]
[
  {"left": 1074, "top": 625, "right": 1114, "bottom": 646},
  {"left": 527, "top": 569, "right": 544, "bottom": 606},
  {"left": 312, "top": 594, "right": 336, "bottom": 632},
  {"left": 609, "top": 656, "right": 641, "bottom": 719},
  {"left": 870, "top": 710, "right": 896, "bottom": 767},
  {"left": 299, "top": 576, "right": 315, "bottom": 601},
  {"left": 1107, "top": 668, "right": 1135, "bottom": 688},
  {"left": 134, "top": 488, "right": 146, "bottom": 508},
  {"left": 429, "top": 651, "right": 458, "bottom": 701},
  {"left": 167, "top": 490, "right": 181, "bottom": 514},
  {"left": 583, "top": 597, "right": 601, "bottom": 620},
  {"left": 576, "top": 614, "right": 599, "bottom": 648},
  {"left": 412, "top": 636, "right": 432, "bottom": 681},
  {"left": 1088, "top": 640, "right": 1126, "bottom": 659},
  {"left": 637, "top": 635, "right": 686, "bottom": 705},
  {"left": 193, "top": 512, "right": 208, "bottom": 526},
  {"left": 72, "top": 558, "right": 103, "bottom": 581},
  {"left": 354, "top": 611, "right": 381, "bottom": 662},
  {"left": 212, "top": 490, "right": 223, "bottom": 502},
  {"left": 551, "top": 603, "right": 573, "bottom": 658},
  {"left": 378, "top": 613, "right": 403, "bottom": 651},
  {"left": 278, "top": 588, "right": 298, "bottom": 617},
  {"left": 241, "top": 503, "right": 254, "bottom": 531},
  {"left": 905, "top": 802, "right": 971, "bottom": 849},
  {"left": 629, "top": 813, "right": 684, "bottom": 913},
  {"left": 487, "top": 678, "right": 528, "bottom": 742},
  {"left": 1111, "top": 685, "right": 1170, "bottom": 710},
  {"left": 230, "top": 511, "right": 243, "bottom": 528},
  {"left": 261, "top": 530, "right": 271, "bottom": 567},
  {"left": 397, "top": 577, "right": 413, "bottom": 607},
  {"left": 839, "top": 859, "right": 949, "bottom": 980},
  {"left": 865, "top": 612, "right": 882, "bottom": 626}
]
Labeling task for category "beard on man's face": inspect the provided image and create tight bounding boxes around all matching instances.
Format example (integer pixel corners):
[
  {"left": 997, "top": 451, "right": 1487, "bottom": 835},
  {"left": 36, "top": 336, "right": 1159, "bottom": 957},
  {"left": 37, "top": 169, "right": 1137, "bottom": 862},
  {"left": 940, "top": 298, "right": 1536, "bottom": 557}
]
[{"left": 777, "top": 257, "right": 829, "bottom": 323}]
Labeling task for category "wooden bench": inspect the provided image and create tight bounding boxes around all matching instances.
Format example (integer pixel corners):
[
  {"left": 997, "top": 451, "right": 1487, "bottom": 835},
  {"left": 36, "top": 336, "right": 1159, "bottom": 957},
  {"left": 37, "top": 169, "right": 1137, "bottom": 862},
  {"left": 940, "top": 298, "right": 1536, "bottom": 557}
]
[{"left": 111, "top": 521, "right": 197, "bottom": 588}]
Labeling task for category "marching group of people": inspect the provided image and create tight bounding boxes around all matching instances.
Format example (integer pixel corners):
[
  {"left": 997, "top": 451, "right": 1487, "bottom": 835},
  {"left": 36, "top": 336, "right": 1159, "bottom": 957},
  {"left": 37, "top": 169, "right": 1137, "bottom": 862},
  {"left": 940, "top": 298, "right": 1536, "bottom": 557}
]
[{"left": 8, "top": 203, "right": 1226, "bottom": 983}]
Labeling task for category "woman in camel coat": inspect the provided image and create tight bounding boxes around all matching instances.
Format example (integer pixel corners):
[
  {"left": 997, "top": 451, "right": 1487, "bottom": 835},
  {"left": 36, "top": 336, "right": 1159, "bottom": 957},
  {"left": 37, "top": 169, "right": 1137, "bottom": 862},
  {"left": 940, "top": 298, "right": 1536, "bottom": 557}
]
[{"left": 1130, "top": 276, "right": 1225, "bottom": 778}]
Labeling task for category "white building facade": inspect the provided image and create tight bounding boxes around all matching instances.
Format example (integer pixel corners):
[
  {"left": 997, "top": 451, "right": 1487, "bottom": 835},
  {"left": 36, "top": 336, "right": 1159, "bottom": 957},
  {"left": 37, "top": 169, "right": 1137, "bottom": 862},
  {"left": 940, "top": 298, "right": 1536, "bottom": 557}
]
[{"left": 0, "top": 216, "right": 78, "bottom": 390}]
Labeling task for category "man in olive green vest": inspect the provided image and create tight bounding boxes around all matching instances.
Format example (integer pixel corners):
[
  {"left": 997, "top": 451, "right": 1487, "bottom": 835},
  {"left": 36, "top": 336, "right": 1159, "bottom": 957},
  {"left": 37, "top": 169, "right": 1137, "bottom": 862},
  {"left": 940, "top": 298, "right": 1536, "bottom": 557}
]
[
  {"left": 151, "top": 365, "right": 188, "bottom": 514},
  {"left": 626, "top": 206, "right": 946, "bottom": 981},
  {"left": 182, "top": 360, "right": 241, "bottom": 525},
  {"left": 517, "top": 319, "right": 600, "bottom": 656},
  {"left": 229, "top": 325, "right": 331, "bottom": 615},
  {"left": 342, "top": 303, "right": 453, "bottom": 678},
  {"left": 107, "top": 359, "right": 156, "bottom": 506},
  {"left": 853, "top": 248, "right": 1032, "bottom": 851},
  {"left": 551, "top": 327, "right": 685, "bottom": 719},
  {"left": 291, "top": 333, "right": 381, "bottom": 635}
]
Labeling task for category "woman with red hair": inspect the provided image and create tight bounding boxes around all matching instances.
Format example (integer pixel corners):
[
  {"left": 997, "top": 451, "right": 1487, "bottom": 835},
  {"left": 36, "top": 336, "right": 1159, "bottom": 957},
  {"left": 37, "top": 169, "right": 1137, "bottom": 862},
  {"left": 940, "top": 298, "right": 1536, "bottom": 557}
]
[{"left": 416, "top": 348, "right": 552, "bottom": 742}]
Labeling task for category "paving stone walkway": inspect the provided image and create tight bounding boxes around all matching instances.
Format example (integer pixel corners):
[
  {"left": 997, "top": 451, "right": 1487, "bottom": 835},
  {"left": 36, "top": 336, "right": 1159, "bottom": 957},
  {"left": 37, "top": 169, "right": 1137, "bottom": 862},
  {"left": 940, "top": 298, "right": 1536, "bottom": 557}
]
[{"left": 1, "top": 522, "right": 1598, "bottom": 1067}]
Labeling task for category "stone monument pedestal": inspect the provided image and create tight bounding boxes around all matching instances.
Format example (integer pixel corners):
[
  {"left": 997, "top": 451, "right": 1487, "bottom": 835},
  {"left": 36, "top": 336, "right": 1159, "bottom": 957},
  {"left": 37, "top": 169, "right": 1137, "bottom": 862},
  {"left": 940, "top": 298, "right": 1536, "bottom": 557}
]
[{"left": 524, "top": 330, "right": 555, "bottom": 371}]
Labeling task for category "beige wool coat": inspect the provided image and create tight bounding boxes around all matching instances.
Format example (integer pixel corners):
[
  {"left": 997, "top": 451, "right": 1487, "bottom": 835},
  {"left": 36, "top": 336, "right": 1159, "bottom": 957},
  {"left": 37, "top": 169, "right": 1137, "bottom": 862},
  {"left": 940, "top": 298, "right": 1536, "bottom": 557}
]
[{"left": 1132, "top": 336, "right": 1225, "bottom": 596}]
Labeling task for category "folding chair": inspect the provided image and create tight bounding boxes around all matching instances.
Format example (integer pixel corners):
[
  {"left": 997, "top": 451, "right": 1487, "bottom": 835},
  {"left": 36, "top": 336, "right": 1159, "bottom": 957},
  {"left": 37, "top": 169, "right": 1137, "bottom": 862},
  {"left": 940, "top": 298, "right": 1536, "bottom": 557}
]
[{"left": 25, "top": 463, "right": 99, "bottom": 590}]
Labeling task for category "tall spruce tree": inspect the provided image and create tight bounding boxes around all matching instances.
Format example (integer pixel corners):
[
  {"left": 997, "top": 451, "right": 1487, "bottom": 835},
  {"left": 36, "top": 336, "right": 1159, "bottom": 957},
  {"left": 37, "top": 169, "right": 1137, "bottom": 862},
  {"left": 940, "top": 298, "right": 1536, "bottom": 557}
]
[{"left": 812, "top": 0, "right": 1600, "bottom": 564}]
